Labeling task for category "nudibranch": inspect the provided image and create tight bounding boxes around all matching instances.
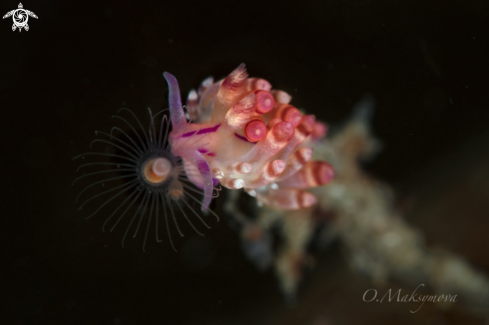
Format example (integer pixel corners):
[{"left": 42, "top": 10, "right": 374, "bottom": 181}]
[
  {"left": 165, "top": 63, "right": 334, "bottom": 210},
  {"left": 73, "top": 63, "right": 333, "bottom": 251}
]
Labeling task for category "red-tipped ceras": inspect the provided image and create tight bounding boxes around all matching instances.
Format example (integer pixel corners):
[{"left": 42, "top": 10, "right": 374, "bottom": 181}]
[{"left": 165, "top": 64, "right": 334, "bottom": 210}]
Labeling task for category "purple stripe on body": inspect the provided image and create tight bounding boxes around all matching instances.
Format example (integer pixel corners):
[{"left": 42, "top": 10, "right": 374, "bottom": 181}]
[
  {"left": 234, "top": 133, "right": 254, "bottom": 143},
  {"left": 182, "top": 130, "right": 197, "bottom": 138},
  {"left": 182, "top": 124, "right": 221, "bottom": 138},
  {"left": 197, "top": 123, "right": 221, "bottom": 135}
]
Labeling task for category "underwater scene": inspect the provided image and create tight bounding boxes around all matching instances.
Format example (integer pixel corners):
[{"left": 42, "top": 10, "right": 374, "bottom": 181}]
[{"left": 2, "top": 0, "right": 489, "bottom": 324}]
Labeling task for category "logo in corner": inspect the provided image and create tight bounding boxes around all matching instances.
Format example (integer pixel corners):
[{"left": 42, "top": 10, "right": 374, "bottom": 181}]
[{"left": 3, "top": 3, "right": 37, "bottom": 32}]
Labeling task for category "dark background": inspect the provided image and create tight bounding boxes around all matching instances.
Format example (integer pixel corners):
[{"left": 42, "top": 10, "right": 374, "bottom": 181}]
[{"left": 2, "top": 0, "right": 489, "bottom": 324}]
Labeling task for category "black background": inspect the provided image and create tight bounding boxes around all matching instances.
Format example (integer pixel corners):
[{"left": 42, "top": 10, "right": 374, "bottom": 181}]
[{"left": 2, "top": 0, "right": 489, "bottom": 324}]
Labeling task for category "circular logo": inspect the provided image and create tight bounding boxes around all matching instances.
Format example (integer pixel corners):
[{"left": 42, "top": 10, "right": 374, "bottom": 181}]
[
  {"left": 3, "top": 3, "right": 38, "bottom": 32},
  {"left": 13, "top": 9, "right": 28, "bottom": 28}
]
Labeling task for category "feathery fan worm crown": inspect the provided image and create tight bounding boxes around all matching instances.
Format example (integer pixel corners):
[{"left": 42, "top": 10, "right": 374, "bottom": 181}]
[{"left": 73, "top": 108, "right": 219, "bottom": 251}]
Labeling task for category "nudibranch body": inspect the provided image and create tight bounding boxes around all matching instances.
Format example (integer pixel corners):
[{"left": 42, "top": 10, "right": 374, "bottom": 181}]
[
  {"left": 165, "top": 64, "right": 334, "bottom": 210},
  {"left": 74, "top": 63, "right": 332, "bottom": 250}
]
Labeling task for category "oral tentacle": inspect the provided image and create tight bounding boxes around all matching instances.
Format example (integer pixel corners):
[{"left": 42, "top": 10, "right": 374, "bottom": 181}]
[{"left": 180, "top": 147, "right": 214, "bottom": 211}]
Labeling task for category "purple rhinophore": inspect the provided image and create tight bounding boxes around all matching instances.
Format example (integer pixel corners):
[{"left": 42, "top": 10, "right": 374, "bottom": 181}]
[{"left": 163, "top": 72, "right": 186, "bottom": 130}]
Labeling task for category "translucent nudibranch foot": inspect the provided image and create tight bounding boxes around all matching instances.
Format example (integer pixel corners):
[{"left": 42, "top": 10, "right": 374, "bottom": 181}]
[{"left": 167, "top": 63, "right": 334, "bottom": 210}]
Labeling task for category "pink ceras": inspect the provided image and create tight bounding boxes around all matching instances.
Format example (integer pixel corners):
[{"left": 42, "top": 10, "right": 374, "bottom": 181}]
[{"left": 164, "top": 64, "right": 334, "bottom": 210}]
